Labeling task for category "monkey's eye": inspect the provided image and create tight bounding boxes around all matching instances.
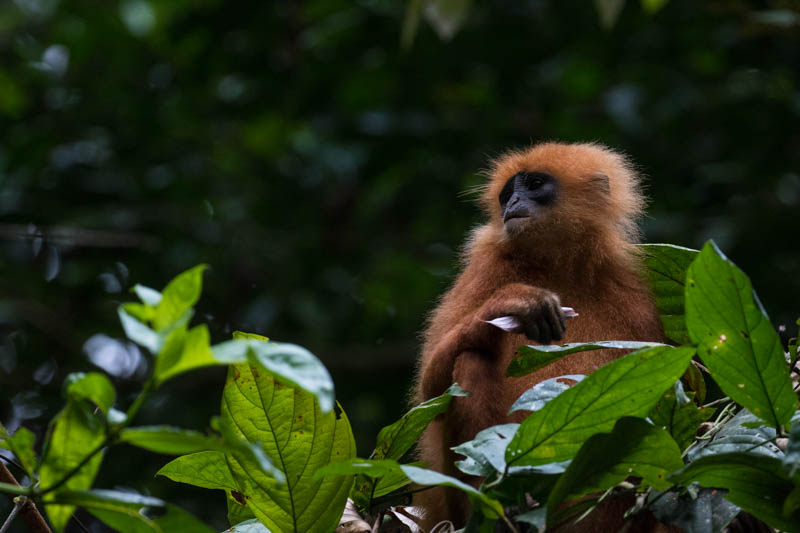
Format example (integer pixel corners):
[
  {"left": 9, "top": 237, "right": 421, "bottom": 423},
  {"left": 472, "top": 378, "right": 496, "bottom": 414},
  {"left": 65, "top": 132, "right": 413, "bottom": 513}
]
[{"left": 523, "top": 173, "right": 544, "bottom": 189}]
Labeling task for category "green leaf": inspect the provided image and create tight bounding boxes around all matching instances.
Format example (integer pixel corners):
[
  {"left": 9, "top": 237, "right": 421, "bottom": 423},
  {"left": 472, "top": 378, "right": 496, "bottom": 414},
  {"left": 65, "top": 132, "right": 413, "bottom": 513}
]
[
  {"left": 220, "top": 362, "right": 356, "bottom": 533},
  {"left": 53, "top": 489, "right": 214, "bottom": 533},
  {"left": 670, "top": 453, "right": 800, "bottom": 533},
  {"left": 40, "top": 401, "right": 106, "bottom": 531},
  {"left": 133, "top": 284, "right": 162, "bottom": 306},
  {"left": 154, "top": 325, "right": 218, "bottom": 385},
  {"left": 649, "top": 381, "right": 715, "bottom": 451},
  {"left": 152, "top": 264, "right": 207, "bottom": 331},
  {"left": 546, "top": 417, "right": 683, "bottom": 523},
  {"left": 509, "top": 375, "right": 585, "bottom": 414},
  {"left": 506, "top": 346, "right": 694, "bottom": 467},
  {"left": 227, "top": 490, "right": 256, "bottom": 526},
  {"left": 0, "top": 424, "right": 37, "bottom": 475},
  {"left": 120, "top": 426, "right": 226, "bottom": 455},
  {"left": 453, "top": 424, "right": 519, "bottom": 477},
  {"left": 64, "top": 372, "right": 116, "bottom": 415},
  {"left": 245, "top": 340, "right": 335, "bottom": 413},
  {"left": 648, "top": 487, "right": 740, "bottom": 533},
  {"left": 118, "top": 306, "right": 162, "bottom": 353},
  {"left": 640, "top": 243, "right": 699, "bottom": 344},
  {"left": 507, "top": 342, "right": 666, "bottom": 377},
  {"left": 351, "top": 383, "right": 468, "bottom": 508},
  {"left": 317, "top": 459, "right": 503, "bottom": 519},
  {"left": 685, "top": 241, "right": 797, "bottom": 427},
  {"left": 157, "top": 451, "right": 238, "bottom": 491}
]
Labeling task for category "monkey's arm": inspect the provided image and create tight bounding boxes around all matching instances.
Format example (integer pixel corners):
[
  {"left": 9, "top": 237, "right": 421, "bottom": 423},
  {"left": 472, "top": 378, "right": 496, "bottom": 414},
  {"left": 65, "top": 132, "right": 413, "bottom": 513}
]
[{"left": 419, "top": 283, "right": 566, "bottom": 400}]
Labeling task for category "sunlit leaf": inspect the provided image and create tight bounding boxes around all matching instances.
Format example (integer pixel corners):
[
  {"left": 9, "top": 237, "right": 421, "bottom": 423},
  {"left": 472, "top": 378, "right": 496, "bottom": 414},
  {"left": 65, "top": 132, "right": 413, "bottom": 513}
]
[
  {"left": 225, "top": 519, "right": 270, "bottom": 533},
  {"left": 133, "top": 284, "right": 162, "bottom": 306},
  {"left": 220, "top": 362, "right": 355, "bottom": 532},
  {"left": 507, "top": 341, "right": 666, "bottom": 377},
  {"left": 118, "top": 306, "right": 162, "bottom": 353},
  {"left": 686, "top": 241, "right": 797, "bottom": 427},
  {"left": 40, "top": 401, "right": 106, "bottom": 531},
  {"left": 157, "top": 451, "right": 238, "bottom": 491},
  {"left": 154, "top": 325, "right": 218, "bottom": 385},
  {"left": 120, "top": 426, "right": 225, "bottom": 455},
  {"left": 507, "top": 346, "right": 694, "bottom": 467},
  {"left": 546, "top": 417, "right": 683, "bottom": 524},
  {"left": 64, "top": 372, "right": 116, "bottom": 415},
  {"left": 152, "top": 264, "right": 207, "bottom": 331}
]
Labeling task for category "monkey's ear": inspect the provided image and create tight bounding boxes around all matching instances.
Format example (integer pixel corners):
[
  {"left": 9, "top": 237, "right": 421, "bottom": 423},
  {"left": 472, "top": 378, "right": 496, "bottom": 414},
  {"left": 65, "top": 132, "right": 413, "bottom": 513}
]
[{"left": 589, "top": 173, "right": 610, "bottom": 194}]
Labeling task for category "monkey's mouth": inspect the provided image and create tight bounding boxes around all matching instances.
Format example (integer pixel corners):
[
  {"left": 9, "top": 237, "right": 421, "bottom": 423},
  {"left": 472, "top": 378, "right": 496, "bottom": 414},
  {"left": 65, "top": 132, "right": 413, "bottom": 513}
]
[{"left": 503, "top": 210, "right": 531, "bottom": 224}]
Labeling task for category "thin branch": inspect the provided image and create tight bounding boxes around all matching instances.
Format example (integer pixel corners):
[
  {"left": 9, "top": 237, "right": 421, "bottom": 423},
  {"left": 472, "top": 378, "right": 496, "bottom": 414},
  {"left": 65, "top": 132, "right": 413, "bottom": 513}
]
[{"left": 0, "top": 463, "right": 51, "bottom": 533}]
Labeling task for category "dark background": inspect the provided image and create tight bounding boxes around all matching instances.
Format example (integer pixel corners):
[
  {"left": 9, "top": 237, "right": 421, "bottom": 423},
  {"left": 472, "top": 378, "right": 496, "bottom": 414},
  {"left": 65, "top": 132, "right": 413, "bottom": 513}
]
[{"left": 1, "top": 0, "right": 798, "bottom": 530}]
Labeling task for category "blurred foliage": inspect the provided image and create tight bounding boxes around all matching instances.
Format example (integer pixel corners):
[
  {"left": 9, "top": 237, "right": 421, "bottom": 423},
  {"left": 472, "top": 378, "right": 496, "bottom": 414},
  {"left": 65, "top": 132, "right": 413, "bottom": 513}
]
[{"left": 0, "top": 0, "right": 799, "bottom": 530}]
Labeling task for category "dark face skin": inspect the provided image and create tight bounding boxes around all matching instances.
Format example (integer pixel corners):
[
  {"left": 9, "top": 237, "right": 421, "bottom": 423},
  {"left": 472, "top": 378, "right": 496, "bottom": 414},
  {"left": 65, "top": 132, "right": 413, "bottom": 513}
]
[{"left": 498, "top": 171, "right": 559, "bottom": 231}]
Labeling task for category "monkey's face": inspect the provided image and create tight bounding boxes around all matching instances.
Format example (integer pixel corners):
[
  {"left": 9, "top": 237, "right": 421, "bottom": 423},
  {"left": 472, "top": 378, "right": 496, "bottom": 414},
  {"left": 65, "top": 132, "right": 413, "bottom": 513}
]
[{"left": 498, "top": 171, "right": 559, "bottom": 235}]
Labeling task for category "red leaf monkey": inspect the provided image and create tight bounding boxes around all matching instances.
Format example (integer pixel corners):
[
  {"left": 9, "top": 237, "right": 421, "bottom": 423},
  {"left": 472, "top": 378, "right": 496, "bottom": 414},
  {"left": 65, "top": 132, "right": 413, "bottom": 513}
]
[{"left": 413, "top": 142, "right": 667, "bottom": 530}]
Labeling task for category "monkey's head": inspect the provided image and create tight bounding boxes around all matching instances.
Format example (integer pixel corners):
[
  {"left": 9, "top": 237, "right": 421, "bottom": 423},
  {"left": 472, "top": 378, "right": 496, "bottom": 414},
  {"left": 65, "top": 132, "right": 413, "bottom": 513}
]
[{"left": 481, "top": 142, "right": 645, "bottom": 247}]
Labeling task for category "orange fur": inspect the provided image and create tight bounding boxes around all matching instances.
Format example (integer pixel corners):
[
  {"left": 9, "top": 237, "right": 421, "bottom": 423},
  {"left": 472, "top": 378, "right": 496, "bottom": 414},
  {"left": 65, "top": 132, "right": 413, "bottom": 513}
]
[{"left": 413, "top": 142, "right": 667, "bottom": 530}]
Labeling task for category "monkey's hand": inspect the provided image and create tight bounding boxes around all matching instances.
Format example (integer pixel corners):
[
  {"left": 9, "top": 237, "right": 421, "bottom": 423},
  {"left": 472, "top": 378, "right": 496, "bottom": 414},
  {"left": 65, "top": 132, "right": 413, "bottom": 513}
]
[{"left": 479, "top": 284, "right": 567, "bottom": 344}]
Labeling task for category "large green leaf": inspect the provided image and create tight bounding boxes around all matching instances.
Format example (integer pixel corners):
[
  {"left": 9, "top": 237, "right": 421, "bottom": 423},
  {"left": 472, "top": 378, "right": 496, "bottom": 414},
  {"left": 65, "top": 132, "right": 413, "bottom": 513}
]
[
  {"left": 506, "top": 346, "right": 694, "bottom": 467},
  {"left": 121, "top": 426, "right": 226, "bottom": 455},
  {"left": 40, "top": 401, "right": 106, "bottom": 531},
  {"left": 213, "top": 336, "right": 335, "bottom": 413},
  {"left": 350, "top": 383, "right": 468, "bottom": 508},
  {"left": 507, "top": 342, "right": 665, "bottom": 377},
  {"left": 649, "top": 381, "right": 715, "bottom": 451},
  {"left": 546, "top": 417, "right": 683, "bottom": 524},
  {"left": 670, "top": 453, "right": 800, "bottom": 533},
  {"left": 53, "top": 489, "right": 214, "bottom": 533},
  {"left": 640, "top": 243, "right": 699, "bottom": 344},
  {"left": 685, "top": 241, "right": 797, "bottom": 427},
  {"left": 220, "top": 362, "right": 355, "bottom": 533}
]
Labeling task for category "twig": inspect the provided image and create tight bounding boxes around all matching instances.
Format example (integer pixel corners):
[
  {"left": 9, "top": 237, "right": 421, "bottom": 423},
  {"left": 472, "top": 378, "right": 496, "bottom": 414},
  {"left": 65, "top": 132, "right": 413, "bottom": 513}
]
[
  {"left": 0, "top": 498, "right": 22, "bottom": 533},
  {"left": 0, "top": 463, "right": 51, "bottom": 533}
]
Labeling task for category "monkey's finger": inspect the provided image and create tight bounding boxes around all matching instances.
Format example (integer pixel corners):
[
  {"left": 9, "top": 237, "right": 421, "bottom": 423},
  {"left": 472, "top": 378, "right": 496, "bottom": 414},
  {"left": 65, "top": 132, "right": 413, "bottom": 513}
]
[
  {"left": 534, "top": 317, "right": 553, "bottom": 344},
  {"left": 543, "top": 303, "right": 565, "bottom": 341},
  {"left": 525, "top": 321, "right": 541, "bottom": 343}
]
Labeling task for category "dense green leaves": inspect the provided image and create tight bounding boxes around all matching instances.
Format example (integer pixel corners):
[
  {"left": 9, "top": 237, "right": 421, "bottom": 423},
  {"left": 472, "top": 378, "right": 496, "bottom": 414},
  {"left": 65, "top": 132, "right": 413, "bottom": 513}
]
[
  {"left": 507, "top": 341, "right": 665, "bottom": 377},
  {"left": 671, "top": 453, "right": 800, "bottom": 533},
  {"left": 507, "top": 346, "right": 694, "bottom": 467},
  {"left": 686, "top": 241, "right": 797, "bottom": 427},
  {"left": 317, "top": 459, "right": 504, "bottom": 519},
  {"left": 649, "top": 381, "right": 715, "bottom": 451},
  {"left": 351, "top": 383, "right": 468, "bottom": 508},
  {"left": 546, "top": 417, "right": 683, "bottom": 523},
  {"left": 640, "top": 243, "right": 699, "bottom": 344},
  {"left": 453, "top": 423, "right": 520, "bottom": 477},
  {"left": 53, "top": 489, "right": 214, "bottom": 533},
  {"left": 220, "top": 362, "right": 355, "bottom": 532}
]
